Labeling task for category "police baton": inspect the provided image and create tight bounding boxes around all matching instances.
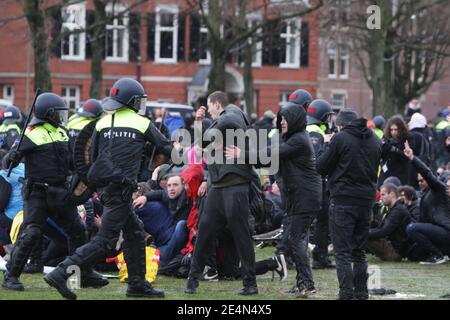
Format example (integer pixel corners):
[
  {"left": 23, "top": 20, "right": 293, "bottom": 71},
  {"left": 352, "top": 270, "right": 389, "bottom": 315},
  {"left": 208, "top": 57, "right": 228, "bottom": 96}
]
[{"left": 7, "top": 88, "right": 41, "bottom": 177}]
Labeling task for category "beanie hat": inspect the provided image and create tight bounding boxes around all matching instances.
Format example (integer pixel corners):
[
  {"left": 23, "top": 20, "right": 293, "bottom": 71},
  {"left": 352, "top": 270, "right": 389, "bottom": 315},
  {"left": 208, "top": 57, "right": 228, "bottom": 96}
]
[{"left": 336, "top": 108, "right": 359, "bottom": 127}]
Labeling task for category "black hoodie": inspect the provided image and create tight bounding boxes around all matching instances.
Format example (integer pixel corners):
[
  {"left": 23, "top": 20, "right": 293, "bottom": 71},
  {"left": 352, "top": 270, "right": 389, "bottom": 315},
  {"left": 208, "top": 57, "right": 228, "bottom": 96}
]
[
  {"left": 277, "top": 103, "right": 322, "bottom": 214},
  {"left": 317, "top": 118, "right": 382, "bottom": 207}
]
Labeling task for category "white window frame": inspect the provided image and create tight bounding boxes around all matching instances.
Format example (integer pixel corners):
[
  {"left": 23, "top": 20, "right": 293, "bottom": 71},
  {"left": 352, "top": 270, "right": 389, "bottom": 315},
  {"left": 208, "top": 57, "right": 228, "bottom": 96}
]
[
  {"left": 61, "top": 2, "right": 86, "bottom": 61},
  {"left": 328, "top": 43, "right": 337, "bottom": 79},
  {"left": 105, "top": 3, "right": 129, "bottom": 63},
  {"left": 3, "top": 84, "right": 14, "bottom": 103},
  {"left": 339, "top": 46, "right": 349, "bottom": 79},
  {"left": 248, "top": 16, "right": 262, "bottom": 68},
  {"left": 279, "top": 18, "right": 301, "bottom": 69},
  {"left": 155, "top": 4, "right": 178, "bottom": 64},
  {"left": 198, "top": 23, "right": 211, "bottom": 65},
  {"left": 331, "top": 90, "right": 347, "bottom": 110},
  {"left": 199, "top": 1, "right": 211, "bottom": 65},
  {"left": 279, "top": 91, "right": 291, "bottom": 108},
  {"left": 61, "top": 86, "right": 80, "bottom": 111}
]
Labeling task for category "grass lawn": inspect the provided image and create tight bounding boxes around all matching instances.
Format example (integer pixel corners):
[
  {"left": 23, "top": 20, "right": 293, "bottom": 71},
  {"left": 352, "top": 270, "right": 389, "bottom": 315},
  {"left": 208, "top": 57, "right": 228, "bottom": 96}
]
[{"left": 0, "top": 246, "right": 449, "bottom": 300}]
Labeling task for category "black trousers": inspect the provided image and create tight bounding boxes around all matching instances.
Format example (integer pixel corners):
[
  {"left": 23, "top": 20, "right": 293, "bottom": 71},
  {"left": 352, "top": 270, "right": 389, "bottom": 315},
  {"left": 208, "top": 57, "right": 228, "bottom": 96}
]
[
  {"left": 189, "top": 183, "right": 256, "bottom": 287},
  {"left": 312, "top": 189, "right": 330, "bottom": 262},
  {"left": 329, "top": 203, "right": 371, "bottom": 300},
  {"left": 7, "top": 184, "right": 86, "bottom": 277},
  {"left": 57, "top": 183, "right": 147, "bottom": 283},
  {"left": 288, "top": 212, "right": 316, "bottom": 289}
]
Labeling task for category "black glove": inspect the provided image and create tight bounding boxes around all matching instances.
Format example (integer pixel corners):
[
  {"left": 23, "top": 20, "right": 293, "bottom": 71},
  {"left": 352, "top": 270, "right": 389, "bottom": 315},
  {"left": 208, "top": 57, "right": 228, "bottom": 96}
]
[
  {"left": 2, "top": 150, "right": 22, "bottom": 169},
  {"left": 181, "top": 253, "right": 192, "bottom": 266}
]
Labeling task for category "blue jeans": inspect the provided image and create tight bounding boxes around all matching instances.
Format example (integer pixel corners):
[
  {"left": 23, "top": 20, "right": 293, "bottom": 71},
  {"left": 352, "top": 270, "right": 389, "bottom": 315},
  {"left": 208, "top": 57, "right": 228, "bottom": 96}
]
[
  {"left": 158, "top": 220, "right": 188, "bottom": 267},
  {"left": 406, "top": 223, "right": 450, "bottom": 257},
  {"left": 329, "top": 203, "right": 371, "bottom": 300}
]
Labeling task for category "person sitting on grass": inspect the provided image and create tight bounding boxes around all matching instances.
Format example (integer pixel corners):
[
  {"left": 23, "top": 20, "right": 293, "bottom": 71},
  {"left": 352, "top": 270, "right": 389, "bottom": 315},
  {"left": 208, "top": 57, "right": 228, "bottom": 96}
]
[
  {"left": 133, "top": 175, "right": 191, "bottom": 267},
  {"left": 367, "top": 183, "right": 413, "bottom": 261}
]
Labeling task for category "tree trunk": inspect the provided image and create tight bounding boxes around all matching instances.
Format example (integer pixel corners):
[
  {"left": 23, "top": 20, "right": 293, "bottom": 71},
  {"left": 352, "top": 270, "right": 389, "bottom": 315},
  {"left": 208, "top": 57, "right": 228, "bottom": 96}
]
[
  {"left": 207, "top": 0, "right": 226, "bottom": 93},
  {"left": 90, "top": 0, "right": 107, "bottom": 99},
  {"left": 243, "top": 43, "right": 255, "bottom": 115},
  {"left": 368, "top": 0, "right": 392, "bottom": 117},
  {"left": 24, "top": 0, "right": 52, "bottom": 91}
]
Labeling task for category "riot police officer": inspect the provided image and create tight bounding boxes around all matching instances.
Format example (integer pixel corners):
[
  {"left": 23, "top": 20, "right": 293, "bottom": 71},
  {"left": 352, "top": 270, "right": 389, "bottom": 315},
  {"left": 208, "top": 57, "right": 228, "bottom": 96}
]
[
  {"left": 0, "top": 105, "right": 22, "bottom": 150},
  {"left": 45, "top": 78, "right": 172, "bottom": 300},
  {"left": 67, "top": 99, "right": 103, "bottom": 151},
  {"left": 1, "top": 93, "right": 106, "bottom": 291},
  {"left": 306, "top": 99, "right": 336, "bottom": 269}
]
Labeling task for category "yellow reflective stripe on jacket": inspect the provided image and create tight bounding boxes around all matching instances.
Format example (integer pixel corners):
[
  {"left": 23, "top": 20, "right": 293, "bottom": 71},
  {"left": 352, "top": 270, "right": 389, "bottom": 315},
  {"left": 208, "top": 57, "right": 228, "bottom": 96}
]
[
  {"left": 25, "top": 123, "right": 69, "bottom": 146},
  {"left": 306, "top": 124, "right": 326, "bottom": 138},
  {"left": 268, "top": 128, "right": 278, "bottom": 139},
  {"left": 436, "top": 120, "right": 449, "bottom": 131},
  {"left": 67, "top": 116, "right": 92, "bottom": 131},
  {"left": 374, "top": 128, "right": 384, "bottom": 139},
  {"left": 96, "top": 108, "right": 150, "bottom": 134},
  {"left": 0, "top": 124, "right": 20, "bottom": 133}
]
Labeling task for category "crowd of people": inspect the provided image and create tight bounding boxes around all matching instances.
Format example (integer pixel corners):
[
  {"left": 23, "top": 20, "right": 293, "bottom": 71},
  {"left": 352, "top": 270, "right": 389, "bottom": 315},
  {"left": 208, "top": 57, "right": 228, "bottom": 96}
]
[{"left": 0, "top": 78, "right": 449, "bottom": 300}]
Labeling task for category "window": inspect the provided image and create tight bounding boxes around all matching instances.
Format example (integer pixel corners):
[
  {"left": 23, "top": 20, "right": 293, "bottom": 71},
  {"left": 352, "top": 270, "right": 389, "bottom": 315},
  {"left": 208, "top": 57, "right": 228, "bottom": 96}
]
[
  {"left": 280, "top": 19, "right": 300, "bottom": 68},
  {"left": 105, "top": 4, "right": 129, "bottom": 62},
  {"left": 61, "top": 86, "right": 80, "bottom": 110},
  {"left": 198, "top": 21, "right": 211, "bottom": 64},
  {"left": 249, "top": 18, "right": 262, "bottom": 67},
  {"left": 328, "top": 43, "right": 337, "bottom": 78},
  {"left": 155, "top": 4, "right": 178, "bottom": 64},
  {"left": 3, "top": 85, "right": 14, "bottom": 103},
  {"left": 328, "top": 43, "right": 349, "bottom": 79},
  {"left": 61, "top": 2, "right": 86, "bottom": 60},
  {"left": 339, "top": 47, "right": 349, "bottom": 78},
  {"left": 331, "top": 91, "right": 347, "bottom": 109},
  {"left": 279, "top": 91, "right": 291, "bottom": 108}
]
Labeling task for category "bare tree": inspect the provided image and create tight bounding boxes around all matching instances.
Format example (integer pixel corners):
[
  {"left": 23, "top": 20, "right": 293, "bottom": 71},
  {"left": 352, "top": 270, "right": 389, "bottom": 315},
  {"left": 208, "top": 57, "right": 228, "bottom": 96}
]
[
  {"left": 320, "top": 0, "right": 450, "bottom": 117},
  {"left": 186, "top": 0, "right": 323, "bottom": 114}
]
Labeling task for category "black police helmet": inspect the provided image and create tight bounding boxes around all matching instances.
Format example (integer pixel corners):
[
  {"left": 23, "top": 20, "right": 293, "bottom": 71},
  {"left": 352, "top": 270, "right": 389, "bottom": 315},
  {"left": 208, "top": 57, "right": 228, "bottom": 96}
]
[
  {"left": 307, "top": 99, "right": 333, "bottom": 125},
  {"left": 29, "top": 92, "right": 68, "bottom": 127},
  {"left": 288, "top": 89, "right": 313, "bottom": 110},
  {"left": 3, "top": 105, "right": 22, "bottom": 125},
  {"left": 102, "top": 78, "right": 147, "bottom": 113},
  {"left": 77, "top": 99, "right": 103, "bottom": 118}
]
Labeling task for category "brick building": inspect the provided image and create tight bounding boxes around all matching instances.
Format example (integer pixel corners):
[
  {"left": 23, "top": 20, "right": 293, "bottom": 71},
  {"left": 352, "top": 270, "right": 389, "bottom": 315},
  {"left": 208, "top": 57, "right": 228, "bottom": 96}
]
[{"left": 0, "top": 0, "right": 319, "bottom": 116}]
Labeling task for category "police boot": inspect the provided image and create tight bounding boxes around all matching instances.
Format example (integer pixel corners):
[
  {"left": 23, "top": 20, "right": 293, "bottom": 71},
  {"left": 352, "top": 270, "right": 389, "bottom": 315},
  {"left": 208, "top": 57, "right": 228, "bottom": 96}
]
[
  {"left": 44, "top": 263, "right": 77, "bottom": 300},
  {"left": 184, "top": 277, "right": 199, "bottom": 294},
  {"left": 81, "top": 268, "right": 109, "bottom": 288},
  {"left": 23, "top": 236, "right": 44, "bottom": 274},
  {"left": 2, "top": 271, "right": 24, "bottom": 291},
  {"left": 123, "top": 234, "right": 163, "bottom": 298},
  {"left": 126, "top": 277, "right": 165, "bottom": 298}
]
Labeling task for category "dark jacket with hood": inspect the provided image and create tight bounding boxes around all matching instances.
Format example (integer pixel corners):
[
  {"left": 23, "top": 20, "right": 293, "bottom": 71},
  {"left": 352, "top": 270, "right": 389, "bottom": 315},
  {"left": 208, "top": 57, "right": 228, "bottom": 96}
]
[
  {"left": 411, "top": 156, "right": 450, "bottom": 231},
  {"left": 317, "top": 118, "right": 382, "bottom": 207},
  {"left": 276, "top": 103, "right": 322, "bottom": 214},
  {"left": 204, "top": 104, "right": 253, "bottom": 185}
]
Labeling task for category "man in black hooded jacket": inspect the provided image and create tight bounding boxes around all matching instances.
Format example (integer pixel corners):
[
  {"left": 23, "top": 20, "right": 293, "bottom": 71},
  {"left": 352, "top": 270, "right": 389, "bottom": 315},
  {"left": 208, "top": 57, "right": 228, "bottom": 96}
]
[{"left": 317, "top": 108, "right": 382, "bottom": 300}]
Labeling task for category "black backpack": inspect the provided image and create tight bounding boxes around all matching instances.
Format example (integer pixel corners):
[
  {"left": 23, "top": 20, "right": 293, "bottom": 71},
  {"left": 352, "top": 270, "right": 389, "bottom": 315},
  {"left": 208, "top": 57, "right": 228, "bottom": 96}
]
[{"left": 0, "top": 175, "right": 12, "bottom": 213}]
